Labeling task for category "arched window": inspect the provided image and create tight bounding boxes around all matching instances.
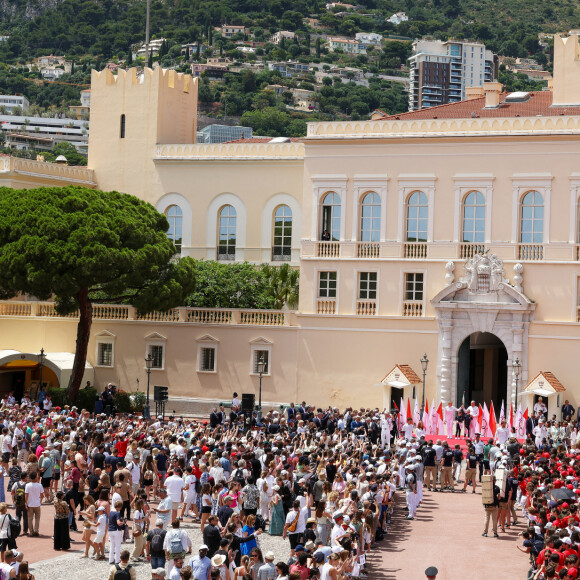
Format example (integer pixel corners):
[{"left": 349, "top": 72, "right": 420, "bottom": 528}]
[
  {"left": 406, "top": 191, "right": 428, "bottom": 242},
  {"left": 360, "top": 192, "right": 381, "bottom": 242},
  {"left": 321, "top": 192, "right": 341, "bottom": 241},
  {"left": 165, "top": 205, "right": 183, "bottom": 252},
  {"left": 272, "top": 205, "right": 292, "bottom": 261},
  {"left": 217, "top": 204, "right": 236, "bottom": 260},
  {"left": 520, "top": 191, "right": 544, "bottom": 244},
  {"left": 462, "top": 191, "right": 485, "bottom": 243}
]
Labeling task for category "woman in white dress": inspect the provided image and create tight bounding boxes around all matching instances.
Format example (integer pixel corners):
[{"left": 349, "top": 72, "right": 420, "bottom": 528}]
[{"left": 257, "top": 469, "right": 270, "bottom": 522}]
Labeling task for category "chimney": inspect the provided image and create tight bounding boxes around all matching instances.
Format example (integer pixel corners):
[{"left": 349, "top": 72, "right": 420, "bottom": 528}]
[
  {"left": 483, "top": 82, "right": 503, "bottom": 108},
  {"left": 465, "top": 86, "right": 484, "bottom": 100}
]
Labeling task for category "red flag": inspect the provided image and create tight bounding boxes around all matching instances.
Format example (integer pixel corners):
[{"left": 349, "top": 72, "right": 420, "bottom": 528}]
[
  {"left": 393, "top": 401, "right": 399, "bottom": 411},
  {"left": 489, "top": 401, "right": 497, "bottom": 436},
  {"left": 523, "top": 408, "right": 528, "bottom": 420},
  {"left": 407, "top": 398, "right": 412, "bottom": 421},
  {"left": 437, "top": 402, "right": 443, "bottom": 421},
  {"left": 424, "top": 399, "right": 429, "bottom": 415},
  {"left": 478, "top": 404, "right": 483, "bottom": 430}
]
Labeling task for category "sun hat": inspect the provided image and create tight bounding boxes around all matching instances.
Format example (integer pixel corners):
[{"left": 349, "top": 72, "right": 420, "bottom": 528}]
[{"left": 211, "top": 554, "right": 226, "bottom": 566}]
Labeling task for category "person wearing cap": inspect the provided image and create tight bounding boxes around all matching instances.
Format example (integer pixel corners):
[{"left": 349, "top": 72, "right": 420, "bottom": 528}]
[
  {"left": 90, "top": 504, "right": 107, "bottom": 559},
  {"left": 187, "top": 545, "right": 211, "bottom": 580},
  {"left": 256, "top": 551, "right": 276, "bottom": 580},
  {"left": 404, "top": 464, "right": 418, "bottom": 520},
  {"left": 152, "top": 568, "right": 167, "bottom": 580}
]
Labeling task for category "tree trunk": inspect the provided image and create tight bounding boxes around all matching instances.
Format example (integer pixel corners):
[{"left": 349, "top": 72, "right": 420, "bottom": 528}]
[{"left": 67, "top": 287, "right": 92, "bottom": 401}]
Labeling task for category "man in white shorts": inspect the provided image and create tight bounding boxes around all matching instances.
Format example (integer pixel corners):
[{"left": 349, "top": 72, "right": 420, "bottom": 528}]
[{"left": 165, "top": 469, "right": 185, "bottom": 523}]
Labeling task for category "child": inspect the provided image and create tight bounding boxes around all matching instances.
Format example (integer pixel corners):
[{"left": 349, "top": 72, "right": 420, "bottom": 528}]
[{"left": 89, "top": 505, "right": 107, "bottom": 559}]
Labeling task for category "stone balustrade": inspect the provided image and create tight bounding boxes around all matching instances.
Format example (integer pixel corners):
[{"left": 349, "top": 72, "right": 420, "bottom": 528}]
[{"left": 0, "top": 301, "right": 293, "bottom": 326}]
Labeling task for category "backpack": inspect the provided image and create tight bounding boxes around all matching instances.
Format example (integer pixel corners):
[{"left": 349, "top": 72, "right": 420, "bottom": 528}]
[
  {"left": 233, "top": 469, "right": 245, "bottom": 485},
  {"left": 113, "top": 564, "right": 132, "bottom": 580},
  {"left": 14, "top": 486, "right": 25, "bottom": 508},
  {"left": 6, "top": 514, "right": 20, "bottom": 539},
  {"left": 150, "top": 530, "right": 164, "bottom": 553},
  {"left": 169, "top": 530, "right": 183, "bottom": 554}
]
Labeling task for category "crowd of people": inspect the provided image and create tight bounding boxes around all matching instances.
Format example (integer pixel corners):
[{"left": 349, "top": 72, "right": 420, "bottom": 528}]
[{"left": 0, "top": 386, "right": 578, "bottom": 579}]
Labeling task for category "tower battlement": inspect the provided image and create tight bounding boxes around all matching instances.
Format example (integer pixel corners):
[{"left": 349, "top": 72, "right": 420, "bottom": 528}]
[
  {"left": 91, "top": 67, "right": 196, "bottom": 95},
  {"left": 88, "top": 66, "right": 198, "bottom": 196}
]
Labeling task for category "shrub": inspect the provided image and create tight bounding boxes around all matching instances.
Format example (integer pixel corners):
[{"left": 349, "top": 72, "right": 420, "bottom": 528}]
[
  {"left": 131, "top": 391, "right": 146, "bottom": 413},
  {"left": 47, "top": 387, "right": 67, "bottom": 408},
  {"left": 113, "top": 389, "right": 132, "bottom": 413},
  {"left": 75, "top": 388, "right": 98, "bottom": 413}
]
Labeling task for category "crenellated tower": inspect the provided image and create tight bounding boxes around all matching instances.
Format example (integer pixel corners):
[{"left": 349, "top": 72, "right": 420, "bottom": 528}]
[{"left": 88, "top": 67, "right": 198, "bottom": 199}]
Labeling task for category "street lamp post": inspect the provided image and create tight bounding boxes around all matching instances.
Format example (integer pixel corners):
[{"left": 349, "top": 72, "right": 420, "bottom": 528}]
[
  {"left": 512, "top": 357, "right": 521, "bottom": 407},
  {"left": 144, "top": 354, "right": 153, "bottom": 420},
  {"left": 420, "top": 353, "right": 429, "bottom": 414},
  {"left": 38, "top": 348, "right": 45, "bottom": 391},
  {"left": 257, "top": 355, "right": 266, "bottom": 423}
]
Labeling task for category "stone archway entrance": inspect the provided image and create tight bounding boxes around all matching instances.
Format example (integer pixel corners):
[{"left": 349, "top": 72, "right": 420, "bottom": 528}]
[
  {"left": 431, "top": 254, "right": 535, "bottom": 406},
  {"left": 457, "top": 332, "right": 508, "bottom": 410}
]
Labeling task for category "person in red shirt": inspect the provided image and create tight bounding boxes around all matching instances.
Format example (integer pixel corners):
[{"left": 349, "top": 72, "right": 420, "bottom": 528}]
[{"left": 116, "top": 434, "right": 128, "bottom": 458}]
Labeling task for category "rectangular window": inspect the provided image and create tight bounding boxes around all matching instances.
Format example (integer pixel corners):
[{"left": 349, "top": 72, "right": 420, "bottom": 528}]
[
  {"left": 358, "top": 272, "right": 377, "bottom": 300},
  {"left": 319, "top": 271, "right": 337, "bottom": 298},
  {"left": 149, "top": 344, "right": 164, "bottom": 369},
  {"left": 97, "top": 343, "right": 113, "bottom": 367},
  {"left": 253, "top": 350, "right": 269, "bottom": 374},
  {"left": 200, "top": 347, "right": 216, "bottom": 372},
  {"left": 405, "top": 273, "right": 424, "bottom": 301},
  {"left": 120, "top": 114, "right": 125, "bottom": 139}
]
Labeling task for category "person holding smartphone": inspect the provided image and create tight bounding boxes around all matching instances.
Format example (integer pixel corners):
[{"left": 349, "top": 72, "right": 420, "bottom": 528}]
[{"left": 108, "top": 500, "right": 125, "bottom": 565}]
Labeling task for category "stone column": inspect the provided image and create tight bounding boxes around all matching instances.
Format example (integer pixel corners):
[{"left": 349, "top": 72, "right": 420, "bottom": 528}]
[{"left": 438, "top": 315, "right": 453, "bottom": 403}]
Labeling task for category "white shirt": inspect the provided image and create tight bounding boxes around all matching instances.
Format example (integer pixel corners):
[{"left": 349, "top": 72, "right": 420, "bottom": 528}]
[
  {"left": 25, "top": 481, "right": 43, "bottom": 508},
  {"left": 402, "top": 424, "right": 414, "bottom": 440},
  {"left": 127, "top": 461, "right": 141, "bottom": 485},
  {"left": 468, "top": 405, "right": 479, "bottom": 418},
  {"left": 496, "top": 427, "right": 509, "bottom": 444},
  {"left": 534, "top": 402, "right": 547, "bottom": 414},
  {"left": 163, "top": 527, "right": 190, "bottom": 553},
  {"left": 165, "top": 475, "right": 185, "bottom": 503},
  {"left": 1, "top": 436, "right": 11, "bottom": 454},
  {"left": 444, "top": 406, "right": 456, "bottom": 420},
  {"left": 184, "top": 474, "right": 197, "bottom": 498},
  {"left": 95, "top": 513, "right": 107, "bottom": 535}
]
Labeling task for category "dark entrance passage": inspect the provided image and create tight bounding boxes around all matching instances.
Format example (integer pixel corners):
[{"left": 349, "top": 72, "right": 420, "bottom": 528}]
[{"left": 457, "top": 332, "right": 508, "bottom": 410}]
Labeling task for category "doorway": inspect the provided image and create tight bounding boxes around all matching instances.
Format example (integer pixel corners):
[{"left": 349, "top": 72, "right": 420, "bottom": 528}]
[
  {"left": 391, "top": 387, "right": 404, "bottom": 413},
  {"left": 456, "top": 332, "right": 507, "bottom": 410}
]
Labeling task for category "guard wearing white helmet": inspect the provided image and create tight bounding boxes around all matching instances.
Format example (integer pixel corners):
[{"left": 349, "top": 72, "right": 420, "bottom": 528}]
[{"left": 405, "top": 464, "right": 418, "bottom": 520}]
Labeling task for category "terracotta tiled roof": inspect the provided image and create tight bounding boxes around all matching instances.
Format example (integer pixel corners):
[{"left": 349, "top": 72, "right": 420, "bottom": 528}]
[
  {"left": 380, "top": 364, "right": 421, "bottom": 385},
  {"left": 526, "top": 371, "right": 566, "bottom": 393},
  {"left": 379, "top": 91, "right": 580, "bottom": 121},
  {"left": 222, "top": 137, "right": 300, "bottom": 143},
  {"left": 397, "top": 364, "right": 421, "bottom": 384}
]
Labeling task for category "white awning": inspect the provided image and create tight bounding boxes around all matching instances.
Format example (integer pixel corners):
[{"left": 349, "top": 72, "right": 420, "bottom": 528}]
[{"left": 0, "top": 350, "right": 93, "bottom": 387}]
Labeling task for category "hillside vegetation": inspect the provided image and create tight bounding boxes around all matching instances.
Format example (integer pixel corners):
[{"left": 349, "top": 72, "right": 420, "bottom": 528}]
[{"left": 0, "top": 0, "right": 574, "bottom": 61}]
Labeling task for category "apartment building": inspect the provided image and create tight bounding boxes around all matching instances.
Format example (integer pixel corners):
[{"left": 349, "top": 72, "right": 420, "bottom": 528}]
[{"left": 408, "top": 39, "right": 498, "bottom": 111}]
